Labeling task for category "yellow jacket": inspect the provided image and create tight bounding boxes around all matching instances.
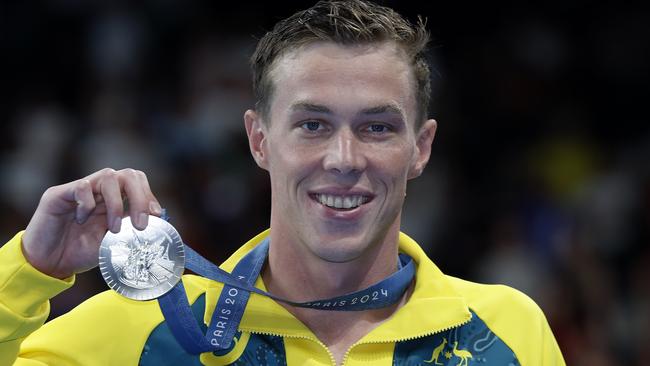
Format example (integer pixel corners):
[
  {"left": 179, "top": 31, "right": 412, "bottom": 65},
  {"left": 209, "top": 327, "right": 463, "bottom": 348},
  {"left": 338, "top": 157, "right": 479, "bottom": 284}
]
[{"left": 0, "top": 230, "right": 565, "bottom": 365}]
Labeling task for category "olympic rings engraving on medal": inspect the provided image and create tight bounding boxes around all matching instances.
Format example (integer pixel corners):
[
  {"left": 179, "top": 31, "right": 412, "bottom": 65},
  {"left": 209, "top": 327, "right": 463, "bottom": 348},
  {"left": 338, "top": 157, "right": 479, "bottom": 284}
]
[{"left": 99, "top": 215, "right": 185, "bottom": 300}]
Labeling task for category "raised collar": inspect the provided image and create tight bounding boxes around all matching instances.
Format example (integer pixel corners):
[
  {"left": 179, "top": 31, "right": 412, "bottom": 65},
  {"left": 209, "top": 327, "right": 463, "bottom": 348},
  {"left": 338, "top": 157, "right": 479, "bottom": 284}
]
[{"left": 203, "top": 230, "right": 471, "bottom": 343}]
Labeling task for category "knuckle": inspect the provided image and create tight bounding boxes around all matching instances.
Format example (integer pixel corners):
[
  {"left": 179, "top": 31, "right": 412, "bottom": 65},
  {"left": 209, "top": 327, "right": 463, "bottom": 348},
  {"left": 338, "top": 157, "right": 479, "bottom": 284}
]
[
  {"left": 77, "top": 179, "right": 91, "bottom": 189},
  {"left": 135, "top": 170, "right": 147, "bottom": 179},
  {"left": 100, "top": 168, "right": 117, "bottom": 180},
  {"left": 121, "top": 168, "right": 138, "bottom": 177},
  {"left": 41, "top": 186, "right": 58, "bottom": 201},
  {"left": 73, "top": 182, "right": 87, "bottom": 196}
]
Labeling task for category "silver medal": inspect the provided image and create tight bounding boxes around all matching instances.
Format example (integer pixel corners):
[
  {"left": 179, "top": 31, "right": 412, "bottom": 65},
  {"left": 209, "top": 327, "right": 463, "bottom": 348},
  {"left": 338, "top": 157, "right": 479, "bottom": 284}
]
[{"left": 99, "top": 215, "right": 185, "bottom": 300}]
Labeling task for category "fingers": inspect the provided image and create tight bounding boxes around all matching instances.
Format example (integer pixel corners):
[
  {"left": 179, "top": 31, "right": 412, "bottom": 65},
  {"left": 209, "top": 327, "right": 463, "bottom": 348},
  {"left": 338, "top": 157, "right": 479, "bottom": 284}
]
[
  {"left": 136, "top": 170, "right": 162, "bottom": 217},
  {"left": 77, "top": 168, "right": 161, "bottom": 232},
  {"left": 118, "top": 169, "right": 150, "bottom": 231},
  {"left": 97, "top": 170, "right": 124, "bottom": 233},
  {"left": 73, "top": 179, "right": 96, "bottom": 224}
]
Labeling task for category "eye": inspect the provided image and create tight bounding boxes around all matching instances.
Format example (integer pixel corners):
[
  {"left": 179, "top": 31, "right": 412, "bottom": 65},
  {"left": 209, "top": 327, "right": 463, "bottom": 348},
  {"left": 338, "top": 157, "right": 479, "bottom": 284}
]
[
  {"left": 365, "top": 123, "right": 390, "bottom": 133},
  {"left": 301, "top": 121, "right": 323, "bottom": 132}
]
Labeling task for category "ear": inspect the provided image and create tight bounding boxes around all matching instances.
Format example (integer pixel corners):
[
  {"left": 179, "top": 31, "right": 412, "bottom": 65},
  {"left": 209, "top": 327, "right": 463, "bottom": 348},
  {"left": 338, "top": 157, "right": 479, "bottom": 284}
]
[
  {"left": 408, "top": 119, "right": 437, "bottom": 179},
  {"left": 244, "top": 109, "right": 269, "bottom": 171}
]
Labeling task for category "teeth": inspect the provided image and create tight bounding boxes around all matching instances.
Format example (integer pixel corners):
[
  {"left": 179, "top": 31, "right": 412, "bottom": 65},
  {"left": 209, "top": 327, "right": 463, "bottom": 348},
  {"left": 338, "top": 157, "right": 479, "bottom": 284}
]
[
  {"left": 315, "top": 194, "right": 368, "bottom": 209},
  {"left": 343, "top": 197, "right": 352, "bottom": 209},
  {"left": 334, "top": 196, "right": 342, "bottom": 208}
]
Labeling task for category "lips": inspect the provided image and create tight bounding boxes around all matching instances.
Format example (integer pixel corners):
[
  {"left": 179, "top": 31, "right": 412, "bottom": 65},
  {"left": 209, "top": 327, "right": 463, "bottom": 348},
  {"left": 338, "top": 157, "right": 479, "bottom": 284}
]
[{"left": 309, "top": 192, "right": 373, "bottom": 210}]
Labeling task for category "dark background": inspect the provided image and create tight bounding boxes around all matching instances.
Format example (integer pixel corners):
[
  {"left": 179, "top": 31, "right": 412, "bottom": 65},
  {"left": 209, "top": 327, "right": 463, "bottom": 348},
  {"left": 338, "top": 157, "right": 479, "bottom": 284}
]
[{"left": 2, "top": 1, "right": 649, "bottom": 364}]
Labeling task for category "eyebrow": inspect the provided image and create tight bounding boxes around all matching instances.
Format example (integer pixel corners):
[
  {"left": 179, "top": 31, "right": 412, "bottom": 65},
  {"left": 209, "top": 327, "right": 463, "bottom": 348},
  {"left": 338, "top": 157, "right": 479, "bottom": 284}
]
[
  {"left": 360, "top": 104, "right": 404, "bottom": 117},
  {"left": 290, "top": 101, "right": 405, "bottom": 119},
  {"left": 290, "top": 102, "right": 331, "bottom": 114}
]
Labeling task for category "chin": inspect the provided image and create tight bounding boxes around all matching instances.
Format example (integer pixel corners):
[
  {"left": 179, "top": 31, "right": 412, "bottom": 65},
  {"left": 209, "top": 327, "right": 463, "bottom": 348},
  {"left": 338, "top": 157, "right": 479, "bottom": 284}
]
[
  {"left": 304, "top": 234, "right": 370, "bottom": 264},
  {"left": 312, "top": 247, "right": 365, "bottom": 264}
]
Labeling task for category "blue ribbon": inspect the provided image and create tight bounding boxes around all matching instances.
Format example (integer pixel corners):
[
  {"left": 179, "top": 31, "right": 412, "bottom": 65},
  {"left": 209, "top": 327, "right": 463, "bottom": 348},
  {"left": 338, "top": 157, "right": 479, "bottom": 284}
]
[{"left": 158, "top": 238, "right": 415, "bottom": 355}]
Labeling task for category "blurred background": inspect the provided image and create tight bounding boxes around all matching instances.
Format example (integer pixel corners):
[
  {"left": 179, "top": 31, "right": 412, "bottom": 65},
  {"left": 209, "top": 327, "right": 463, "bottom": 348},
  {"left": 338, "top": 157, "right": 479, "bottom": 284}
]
[{"left": 1, "top": 0, "right": 649, "bottom": 364}]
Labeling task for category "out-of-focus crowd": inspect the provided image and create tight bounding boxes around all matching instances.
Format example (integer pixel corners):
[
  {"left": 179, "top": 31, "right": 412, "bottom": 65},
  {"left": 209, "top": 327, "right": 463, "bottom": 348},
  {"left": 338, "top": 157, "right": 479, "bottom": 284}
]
[{"left": 2, "top": 1, "right": 648, "bottom": 365}]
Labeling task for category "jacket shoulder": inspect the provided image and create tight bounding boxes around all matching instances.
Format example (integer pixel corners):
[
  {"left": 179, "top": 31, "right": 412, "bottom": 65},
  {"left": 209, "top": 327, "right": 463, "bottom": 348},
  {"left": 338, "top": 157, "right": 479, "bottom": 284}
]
[
  {"left": 446, "top": 275, "right": 543, "bottom": 321},
  {"left": 445, "top": 275, "right": 565, "bottom": 366}
]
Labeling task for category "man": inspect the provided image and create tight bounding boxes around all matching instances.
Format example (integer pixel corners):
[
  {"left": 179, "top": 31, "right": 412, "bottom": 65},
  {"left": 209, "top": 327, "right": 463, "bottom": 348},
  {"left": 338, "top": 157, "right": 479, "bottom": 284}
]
[{"left": 0, "top": 0, "right": 565, "bottom": 365}]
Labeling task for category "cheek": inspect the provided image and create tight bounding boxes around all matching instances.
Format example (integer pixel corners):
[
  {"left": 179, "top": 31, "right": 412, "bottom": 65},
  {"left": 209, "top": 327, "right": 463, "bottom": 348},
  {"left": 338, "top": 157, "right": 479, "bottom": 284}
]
[
  {"left": 267, "top": 142, "right": 320, "bottom": 185},
  {"left": 371, "top": 143, "right": 415, "bottom": 178}
]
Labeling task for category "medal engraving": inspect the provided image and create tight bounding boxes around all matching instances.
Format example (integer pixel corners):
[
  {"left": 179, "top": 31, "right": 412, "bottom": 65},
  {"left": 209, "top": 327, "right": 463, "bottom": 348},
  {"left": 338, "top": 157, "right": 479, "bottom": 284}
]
[{"left": 100, "top": 215, "right": 185, "bottom": 300}]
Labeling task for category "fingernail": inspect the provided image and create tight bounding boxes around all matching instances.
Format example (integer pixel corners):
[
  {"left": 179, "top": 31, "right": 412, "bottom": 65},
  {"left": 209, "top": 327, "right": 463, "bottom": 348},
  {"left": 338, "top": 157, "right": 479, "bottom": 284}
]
[
  {"left": 112, "top": 217, "right": 122, "bottom": 233},
  {"left": 138, "top": 212, "right": 148, "bottom": 229},
  {"left": 149, "top": 201, "right": 162, "bottom": 216},
  {"left": 75, "top": 199, "right": 85, "bottom": 224}
]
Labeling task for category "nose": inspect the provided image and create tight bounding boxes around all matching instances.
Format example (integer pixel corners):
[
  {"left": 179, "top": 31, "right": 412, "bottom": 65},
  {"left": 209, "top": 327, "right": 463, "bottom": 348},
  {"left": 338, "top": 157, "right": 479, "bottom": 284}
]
[{"left": 322, "top": 127, "right": 367, "bottom": 175}]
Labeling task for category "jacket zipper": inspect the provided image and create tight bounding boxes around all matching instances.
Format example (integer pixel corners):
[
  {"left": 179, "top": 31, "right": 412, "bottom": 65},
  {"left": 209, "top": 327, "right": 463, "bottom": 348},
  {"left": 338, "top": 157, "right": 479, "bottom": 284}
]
[
  {"left": 341, "top": 313, "right": 472, "bottom": 365},
  {"left": 240, "top": 312, "right": 471, "bottom": 366},
  {"left": 242, "top": 328, "right": 338, "bottom": 365}
]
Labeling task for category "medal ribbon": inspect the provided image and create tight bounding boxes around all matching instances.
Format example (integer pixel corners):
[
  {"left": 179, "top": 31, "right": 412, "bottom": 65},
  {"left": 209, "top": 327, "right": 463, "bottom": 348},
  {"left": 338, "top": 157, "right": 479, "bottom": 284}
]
[{"left": 158, "top": 235, "right": 415, "bottom": 355}]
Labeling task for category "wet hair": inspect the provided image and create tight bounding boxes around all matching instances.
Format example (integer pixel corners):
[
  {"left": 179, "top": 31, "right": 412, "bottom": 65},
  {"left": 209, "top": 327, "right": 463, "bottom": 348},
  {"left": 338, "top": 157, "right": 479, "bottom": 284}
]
[{"left": 251, "top": 0, "right": 431, "bottom": 126}]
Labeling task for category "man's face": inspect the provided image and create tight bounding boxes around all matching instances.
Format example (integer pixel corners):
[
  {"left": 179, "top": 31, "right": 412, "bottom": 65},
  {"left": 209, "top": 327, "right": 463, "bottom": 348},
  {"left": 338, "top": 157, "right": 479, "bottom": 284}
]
[{"left": 245, "top": 41, "right": 436, "bottom": 263}]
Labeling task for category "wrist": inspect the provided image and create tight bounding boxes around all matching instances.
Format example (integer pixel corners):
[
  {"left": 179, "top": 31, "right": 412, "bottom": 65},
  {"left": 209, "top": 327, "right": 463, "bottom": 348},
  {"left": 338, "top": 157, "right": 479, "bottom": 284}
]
[{"left": 21, "top": 233, "right": 72, "bottom": 280}]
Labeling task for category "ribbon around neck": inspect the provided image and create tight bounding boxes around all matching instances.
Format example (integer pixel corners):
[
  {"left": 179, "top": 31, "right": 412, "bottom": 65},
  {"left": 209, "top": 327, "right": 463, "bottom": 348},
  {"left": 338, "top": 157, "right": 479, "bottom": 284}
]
[{"left": 157, "top": 237, "right": 415, "bottom": 355}]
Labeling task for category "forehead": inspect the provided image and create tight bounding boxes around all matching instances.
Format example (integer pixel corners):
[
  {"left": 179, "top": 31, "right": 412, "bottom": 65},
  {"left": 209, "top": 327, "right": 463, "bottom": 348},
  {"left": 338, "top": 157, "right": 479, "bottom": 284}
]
[{"left": 268, "top": 41, "right": 417, "bottom": 120}]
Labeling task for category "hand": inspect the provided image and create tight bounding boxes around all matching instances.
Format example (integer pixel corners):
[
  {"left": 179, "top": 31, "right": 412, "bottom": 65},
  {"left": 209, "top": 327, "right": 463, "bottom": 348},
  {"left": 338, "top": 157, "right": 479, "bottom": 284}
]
[{"left": 21, "top": 168, "right": 162, "bottom": 279}]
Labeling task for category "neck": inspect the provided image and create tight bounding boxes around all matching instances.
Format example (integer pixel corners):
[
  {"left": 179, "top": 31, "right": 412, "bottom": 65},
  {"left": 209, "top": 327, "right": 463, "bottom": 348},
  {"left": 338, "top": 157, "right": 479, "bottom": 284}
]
[
  {"left": 262, "top": 221, "right": 409, "bottom": 363},
  {"left": 260, "top": 225, "right": 411, "bottom": 365},
  {"left": 263, "top": 229, "right": 400, "bottom": 302}
]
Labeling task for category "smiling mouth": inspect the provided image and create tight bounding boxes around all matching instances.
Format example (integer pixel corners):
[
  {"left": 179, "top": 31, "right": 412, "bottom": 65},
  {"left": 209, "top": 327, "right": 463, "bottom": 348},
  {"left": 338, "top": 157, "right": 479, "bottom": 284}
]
[{"left": 310, "top": 193, "right": 372, "bottom": 210}]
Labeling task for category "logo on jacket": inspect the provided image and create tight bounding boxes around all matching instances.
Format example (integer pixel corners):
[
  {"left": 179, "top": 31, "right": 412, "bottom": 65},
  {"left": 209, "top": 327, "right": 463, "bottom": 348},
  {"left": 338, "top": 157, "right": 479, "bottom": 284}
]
[{"left": 424, "top": 338, "right": 473, "bottom": 366}]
